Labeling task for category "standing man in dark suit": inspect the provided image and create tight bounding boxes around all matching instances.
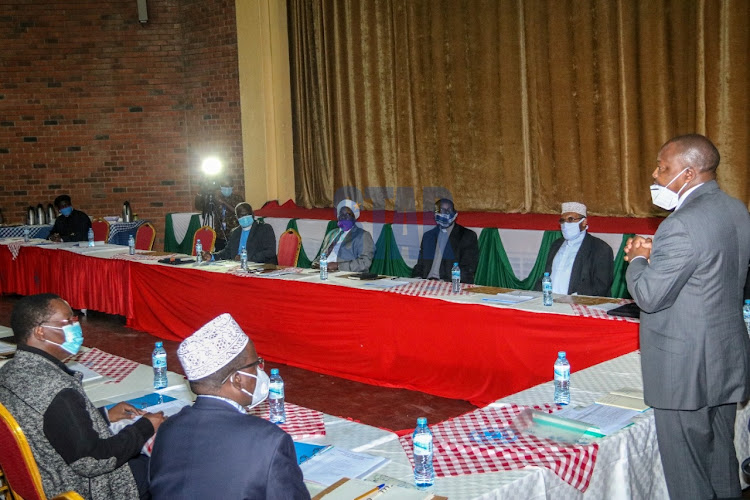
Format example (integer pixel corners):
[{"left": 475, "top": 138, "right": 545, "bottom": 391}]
[
  {"left": 149, "top": 313, "right": 309, "bottom": 499},
  {"left": 412, "top": 199, "right": 479, "bottom": 284},
  {"left": 538, "top": 202, "right": 614, "bottom": 297},
  {"left": 203, "top": 202, "right": 277, "bottom": 264},
  {"left": 625, "top": 134, "right": 750, "bottom": 499}
]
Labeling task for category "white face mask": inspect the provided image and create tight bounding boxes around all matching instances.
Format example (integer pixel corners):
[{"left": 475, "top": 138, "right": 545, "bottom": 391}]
[
  {"left": 650, "top": 167, "right": 689, "bottom": 211},
  {"left": 237, "top": 368, "right": 269, "bottom": 409},
  {"left": 561, "top": 221, "right": 584, "bottom": 241}
]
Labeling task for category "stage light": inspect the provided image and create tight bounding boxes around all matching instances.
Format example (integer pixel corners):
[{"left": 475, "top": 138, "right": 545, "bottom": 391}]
[{"left": 201, "top": 157, "right": 222, "bottom": 176}]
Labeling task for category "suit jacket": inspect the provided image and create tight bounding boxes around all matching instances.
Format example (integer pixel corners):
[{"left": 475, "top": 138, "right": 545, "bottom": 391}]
[
  {"left": 48, "top": 209, "right": 92, "bottom": 242},
  {"left": 411, "top": 224, "right": 479, "bottom": 284},
  {"left": 149, "top": 397, "right": 309, "bottom": 500},
  {"left": 626, "top": 180, "right": 750, "bottom": 410},
  {"left": 312, "top": 225, "right": 374, "bottom": 272},
  {"left": 213, "top": 221, "right": 277, "bottom": 264},
  {"left": 540, "top": 233, "right": 614, "bottom": 297}
]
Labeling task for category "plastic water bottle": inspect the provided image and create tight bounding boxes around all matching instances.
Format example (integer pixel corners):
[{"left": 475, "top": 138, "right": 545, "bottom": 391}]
[
  {"left": 413, "top": 417, "right": 434, "bottom": 488},
  {"left": 319, "top": 253, "right": 328, "bottom": 280},
  {"left": 152, "top": 341, "right": 168, "bottom": 390},
  {"left": 542, "top": 272, "right": 553, "bottom": 306},
  {"left": 128, "top": 234, "right": 135, "bottom": 255},
  {"left": 269, "top": 368, "right": 286, "bottom": 424},
  {"left": 87, "top": 228, "right": 95, "bottom": 247},
  {"left": 554, "top": 351, "right": 570, "bottom": 405},
  {"left": 743, "top": 299, "right": 750, "bottom": 337},
  {"left": 195, "top": 239, "right": 203, "bottom": 264},
  {"left": 23, "top": 227, "right": 30, "bottom": 242},
  {"left": 240, "top": 247, "right": 248, "bottom": 271},
  {"left": 451, "top": 262, "right": 461, "bottom": 293}
]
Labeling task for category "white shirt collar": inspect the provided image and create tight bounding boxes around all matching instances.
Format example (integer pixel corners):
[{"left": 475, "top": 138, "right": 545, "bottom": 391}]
[
  {"left": 675, "top": 182, "right": 705, "bottom": 210},
  {"left": 197, "top": 394, "right": 247, "bottom": 414}
]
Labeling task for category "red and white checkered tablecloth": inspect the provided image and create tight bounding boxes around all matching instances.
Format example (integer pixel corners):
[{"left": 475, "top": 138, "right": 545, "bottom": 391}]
[
  {"left": 569, "top": 299, "right": 639, "bottom": 323},
  {"left": 384, "top": 280, "right": 474, "bottom": 297},
  {"left": 398, "top": 404, "right": 599, "bottom": 492},
  {"left": 111, "top": 253, "right": 179, "bottom": 262},
  {"left": 247, "top": 401, "right": 325, "bottom": 440},
  {"left": 226, "top": 267, "right": 305, "bottom": 279},
  {"left": 68, "top": 348, "right": 139, "bottom": 384}
]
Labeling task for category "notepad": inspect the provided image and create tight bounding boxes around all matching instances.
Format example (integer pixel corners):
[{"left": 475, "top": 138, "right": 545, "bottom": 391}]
[
  {"left": 0, "top": 340, "right": 16, "bottom": 357},
  {"left": 300, "top": 447, "right": 390, "bottom": 487},
  {"left": 312, "top": 477, "right": 446, "bottom": 500},
  {"left": 294, "top": 442, "right": 331, "bottom": 465},
  {"left": 67, "top": 362, "right": 107, "bottom": 386},
  {"left": 596, "top": 387, "right": 650, "bottom": 412}
]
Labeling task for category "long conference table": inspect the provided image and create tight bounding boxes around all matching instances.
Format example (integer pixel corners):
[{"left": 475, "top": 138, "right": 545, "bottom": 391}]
[{"left": 0, "top": 239, "right": 639, "bottom": 406}]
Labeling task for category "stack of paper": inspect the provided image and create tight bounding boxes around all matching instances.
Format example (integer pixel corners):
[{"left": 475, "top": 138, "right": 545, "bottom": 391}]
[
  {"left": 300, "top": 446, "right": 390, "bottom": 487},
  {"left": 67, "top": 362, "right": 107, "bottom": 386},
  {"left": 596, "top": 387, "right": 650, "bottom": 412},
  {"left": 312, "top": 477, "right": 446, "bottom": 499},
  {"left": 0, "top": 340, "right": 16, "bottom": 357}
]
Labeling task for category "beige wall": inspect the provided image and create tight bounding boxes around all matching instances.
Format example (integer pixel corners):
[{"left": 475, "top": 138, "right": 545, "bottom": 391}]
[{"left": 235, "top": 0, "right": 295, "bottom": 209}]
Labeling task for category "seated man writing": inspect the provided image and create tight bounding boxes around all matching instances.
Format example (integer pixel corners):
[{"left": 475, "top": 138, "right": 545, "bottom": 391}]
[
  {"left": 0, "top": 294, "right": 164, "bottom": 499},
  {"left": 202, "top": 202, "right": 277, "bottom": 264},
  {"left": 311, "top": 199, "right": 374, "bottom": 273},
  {"left": 48, "top": 194, "right": 92, "bottom": 242},
  {"left": 149, "top": 313, "right": 309, "bottom": 499},
  {"left": 412, "top": 198, "right": 479, "bottom": 283},
  {"left": 538, "top": 202, "right": 614, "bottom": 297}
]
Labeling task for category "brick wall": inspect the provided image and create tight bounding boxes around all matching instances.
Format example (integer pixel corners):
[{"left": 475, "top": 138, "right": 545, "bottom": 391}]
[{"left": 0, "top": 0, "right": 244, "bottom": 248}]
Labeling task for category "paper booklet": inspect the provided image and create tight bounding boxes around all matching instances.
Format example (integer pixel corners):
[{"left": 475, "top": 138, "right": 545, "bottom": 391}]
[
  {"left": 595, "top": 387, "right": 650, "bottom": 412},
  {"left": 300, "top": 446, "right": 390, "bottom": 487}
]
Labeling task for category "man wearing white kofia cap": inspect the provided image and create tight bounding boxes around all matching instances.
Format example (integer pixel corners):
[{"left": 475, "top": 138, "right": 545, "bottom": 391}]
[
  {"left": 538, "top": 201, "right": 614, "bottom": 297},
  {"left": 148, "top": 314, "right": 309, "bottom": 499},
  {"left": 311, "top": 198, "right": 374, "bottom": 273}
]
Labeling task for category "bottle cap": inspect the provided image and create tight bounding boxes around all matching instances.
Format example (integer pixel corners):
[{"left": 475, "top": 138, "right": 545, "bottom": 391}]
[
  {"left": 155, "top": 341, "right": 163, "bottom": 347},
  {"left": 271, "top": 368, "right": 279, "bottom": 375},
  {"left": 417, "top": 417, "right": 427, "bottom": 425},
  {"left": 544, "top": 272, "right": 550, "bottom": 276},
  {"left": 558, "top": 351, "right": 566, "bottom": 358},
  {"left": 746, "top": 299, "right": 750, "bottom": 305}
]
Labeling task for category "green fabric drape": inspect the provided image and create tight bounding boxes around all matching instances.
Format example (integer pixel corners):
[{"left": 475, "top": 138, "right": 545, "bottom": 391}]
[
  {"left": 370, "top": 224, "right": 413, "bottom": 277},
  {"left": 309, "top": 220, "right": 340, "bottom": 262},
  {"left": 610, "top": 233, "right": 634, "bottom": 299},
  {"left": 285, "top": 219, "right": 314, "bottom": 268},
  {"left": 163, "top": 213, "right": 202, "bottom": 254},
  {"left": 474, "top": 229, "right": 562, "bottom": 289}
]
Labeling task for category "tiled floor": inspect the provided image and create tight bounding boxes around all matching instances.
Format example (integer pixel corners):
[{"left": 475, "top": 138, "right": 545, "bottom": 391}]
[{"left": 0, "top": 294, "right": 477, "bottom": 432}]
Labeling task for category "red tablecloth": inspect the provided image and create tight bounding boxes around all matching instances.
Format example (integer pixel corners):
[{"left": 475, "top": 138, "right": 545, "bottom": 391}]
[{"left": 1, "top": 244, "right": 639, "bottom": 406}]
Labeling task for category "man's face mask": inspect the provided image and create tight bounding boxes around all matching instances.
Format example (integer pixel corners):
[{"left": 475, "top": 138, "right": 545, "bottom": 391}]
[
  {"left": 337, "top": 219, "right": 355, "bottom": 232},
  {"left": 220, "top": 187, "right": 233, "bottom": 197},
  {"left": 60, "top": 206, "right": 73, "bottom": 217},
  {"left": 650, "top": 167, "right": 689, "bottom": 211},
  {"left": 561, "top": 220, "right": 584, "bottom": 241},
  {"left": 43, "top": 322, "right": 84, "bottom": 355},
  {"left": 238, "top": 215, "right": 254, "bottom": 228},
  {"left": 435, "top": 211, "right": 458, "bottom": 228},
  {"left": 237, "top": 368, "right": 269, "bottom": 409}
]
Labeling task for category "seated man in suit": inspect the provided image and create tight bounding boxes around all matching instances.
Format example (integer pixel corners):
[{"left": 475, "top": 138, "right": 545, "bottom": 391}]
[
  {"left": 412, "top": 198, "right": 479, "bottom": 284},
  {"left": 149, "top": 314, "right": 309, "bottom": 499},
  {"left": 0, "top": 294, "right": 164, "bottom": 499},
  {"left": 311, "top": 199, "right": 374, "bottom": 273},
  {"left": 203, "top": 202, "right": 277, "bottom": 264},
  {"left": 540, "top": 202, "right": 614, "bottom": 297},
  {"left": 48, "top": 194, "right": 92, "bottom": 242}
]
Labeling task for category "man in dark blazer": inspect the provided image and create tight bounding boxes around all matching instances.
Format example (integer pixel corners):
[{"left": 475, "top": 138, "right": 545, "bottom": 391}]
[
  {"left": 412, "top": 199, "right": 479, "bottom": 284},
  {"left": 537, "top": 202, "right": 613, "bottom": 297},
  {"left": 625, "top": 134, "right": 750, "bottom": 499},
  {"left": 204, "top": 202, "right": 277, "bottom": 264},
  {"left": 149, "top": 314, "right": 309, "bottom": 499}
]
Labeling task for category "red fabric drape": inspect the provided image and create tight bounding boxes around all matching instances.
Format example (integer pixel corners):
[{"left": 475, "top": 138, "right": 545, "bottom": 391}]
[{"left": 128, "top": 264, "right": 638, "bottom": 405}]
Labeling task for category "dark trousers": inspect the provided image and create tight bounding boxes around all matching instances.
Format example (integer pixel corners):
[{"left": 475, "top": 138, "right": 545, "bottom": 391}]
[
  {"left": 654, "top": 404, "right": 740, "bottom": 500},
  {"left": 129, "top": 454, "right": 151, "bottom": 500}
]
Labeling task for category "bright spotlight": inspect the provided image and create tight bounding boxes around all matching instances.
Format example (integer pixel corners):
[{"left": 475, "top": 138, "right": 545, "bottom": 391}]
[{"left": 201, "top": 157, "right": 222, "bottom": 176}]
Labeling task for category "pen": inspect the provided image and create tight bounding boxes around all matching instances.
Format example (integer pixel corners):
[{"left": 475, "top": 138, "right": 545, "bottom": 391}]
[{"left": 352, "top": 483, "right": 385, "bottom": 500}]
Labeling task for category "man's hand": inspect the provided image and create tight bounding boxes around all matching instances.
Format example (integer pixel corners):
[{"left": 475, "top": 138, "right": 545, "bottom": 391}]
[
  {"left": 49, "top": 233, "right": 62, "bottom": 242},
  {"left": 108, "top": 402, "right": 144, "bottom": 423},
  {"left": 311, "top": 261, "right": 320, "bottom": 269},
  {"left": 327, "top": 262, "right": 339, "bottom": 271},
  {"left": 143, "top": 411, "right": 166, "bottom": 432},
  {"left": 201, "top": 251, "right": 212, "bottom": 262},
  {"left": 624, "top": 236, "right": 653, "bottom": 262}
]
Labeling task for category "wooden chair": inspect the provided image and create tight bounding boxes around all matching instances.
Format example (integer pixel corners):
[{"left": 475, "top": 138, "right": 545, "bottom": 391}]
[
  {"left": 0, "top": 403, "right": 85, "bottom": 500},
  {"left": 277, "top": 228, "right": 302, "bottom": 267},
  {"left": 135, "top": 222, "right": 156, "bottom": 251},
  {"left": 90, "top": 218, "right": 110, "bottom": 243},
  {"left": 191, "top": 225, "right": 216, "bottom": 255}
]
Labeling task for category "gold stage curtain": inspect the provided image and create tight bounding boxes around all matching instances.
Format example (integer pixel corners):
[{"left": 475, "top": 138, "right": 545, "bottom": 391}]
[{"left": 288, "top": 0, "right": 749, "bottom": 215}]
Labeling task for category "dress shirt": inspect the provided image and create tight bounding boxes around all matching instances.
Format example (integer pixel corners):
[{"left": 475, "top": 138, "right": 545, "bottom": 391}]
[
  {"left": 675, "top": 183, "right": 705, "bottom": 210},
  {"left": 551, "top": 229, "right": 587, "bottom": 294},
  {"left": 428, "top": 224, "right": 454, "bottom": 279},
  {"left": 196, "top": 395, "right": 246, "bottom": 414}
]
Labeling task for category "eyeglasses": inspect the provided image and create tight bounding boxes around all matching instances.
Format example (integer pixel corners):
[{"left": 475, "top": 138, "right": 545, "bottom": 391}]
[
  {"left": 38, "top": 316, "right": 79, "bottom": 328},
  {"left": 558, "top": 216, "right": 585, "bottom": 224},
  {"left": 221, "top": 357, "right": 264, "bottom": 384}
]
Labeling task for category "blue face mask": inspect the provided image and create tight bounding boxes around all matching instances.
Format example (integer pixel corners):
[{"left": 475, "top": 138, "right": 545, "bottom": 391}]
[
  {"left": 44, "top": 322, "right": 84, "bottom": 355},
  {"left": 220, "top": 187, "right": 233, "bottom": 197},
  {"left": 60, "top": 206, "right": 73, "bottom": 217},
  {"left": 435, "top": 212, "right": 458, "bottom": 228},
  {"left": 238, "top": 215, "right": 254, "bottom": 228}
]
